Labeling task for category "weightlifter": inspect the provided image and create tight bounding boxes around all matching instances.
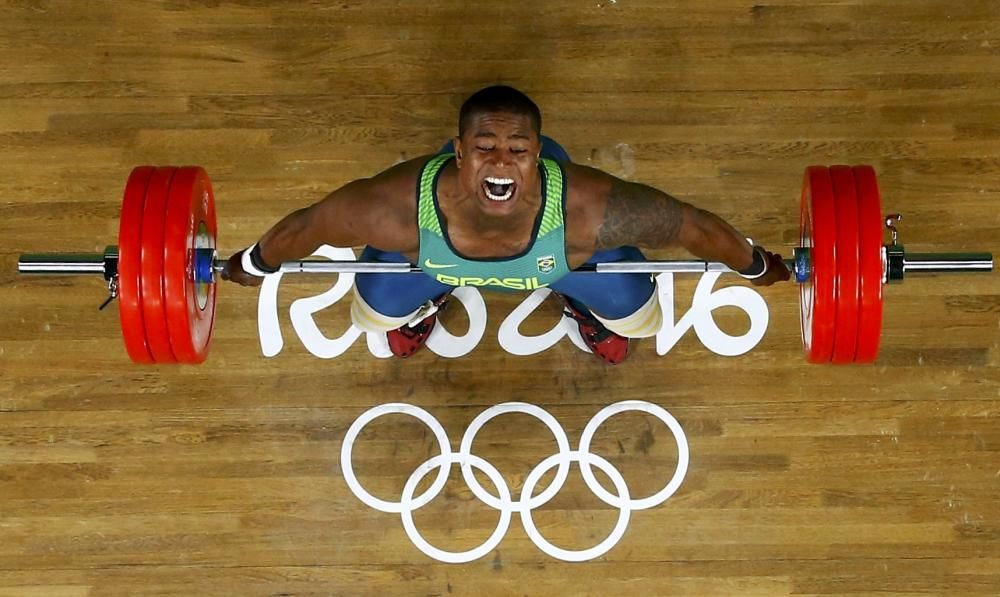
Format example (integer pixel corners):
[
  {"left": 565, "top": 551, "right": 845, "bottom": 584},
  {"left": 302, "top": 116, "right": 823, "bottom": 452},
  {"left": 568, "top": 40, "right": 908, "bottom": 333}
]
[{"left": 223, "top": 86, "right": 790, "bottom": 364}]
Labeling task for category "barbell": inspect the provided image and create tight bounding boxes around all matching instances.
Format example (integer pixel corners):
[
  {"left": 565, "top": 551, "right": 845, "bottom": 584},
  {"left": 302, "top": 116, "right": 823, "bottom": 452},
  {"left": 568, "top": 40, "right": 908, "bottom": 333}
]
[{"left": 17, "top": 165, "right": 993, "bottom": 365}]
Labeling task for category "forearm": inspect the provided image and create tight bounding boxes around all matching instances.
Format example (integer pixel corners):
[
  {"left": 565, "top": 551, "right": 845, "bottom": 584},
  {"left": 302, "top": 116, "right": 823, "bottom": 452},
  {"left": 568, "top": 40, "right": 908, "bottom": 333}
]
[
  {"left": 225, "top": 190, "right": 370, "bottom": 285},
  {"left": 226, "top": 165, "right": 417, "bottom": 284},
  {"left": 255, "top": 206, "right": 329, "bottom": 268},
  {"left": 677, "top": 204, "right": 755, "bottom": 272},
  {"left": 252, "top": 178, "right": 378, "bottom": 267}
]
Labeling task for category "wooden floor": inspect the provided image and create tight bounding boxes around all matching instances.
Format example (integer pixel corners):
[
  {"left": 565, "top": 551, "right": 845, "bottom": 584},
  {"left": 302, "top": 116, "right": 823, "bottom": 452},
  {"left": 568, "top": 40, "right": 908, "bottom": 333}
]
[{"left": 1, "top": 1, "right": 999, "bottom": 595}]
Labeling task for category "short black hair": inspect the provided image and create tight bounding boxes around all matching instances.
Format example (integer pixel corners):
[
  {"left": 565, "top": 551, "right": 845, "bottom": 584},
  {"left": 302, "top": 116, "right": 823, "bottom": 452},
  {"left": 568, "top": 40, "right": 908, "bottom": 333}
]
[{"left": 458, "top": 85, "right": 542, "bottom": 137}]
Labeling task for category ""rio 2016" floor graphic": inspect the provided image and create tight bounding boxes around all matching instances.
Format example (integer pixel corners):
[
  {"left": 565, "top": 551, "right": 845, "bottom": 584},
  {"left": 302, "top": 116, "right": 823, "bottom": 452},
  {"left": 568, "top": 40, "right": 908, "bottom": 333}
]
[{"left": 256, "top": 245, "right": 770, "bottom": 359}]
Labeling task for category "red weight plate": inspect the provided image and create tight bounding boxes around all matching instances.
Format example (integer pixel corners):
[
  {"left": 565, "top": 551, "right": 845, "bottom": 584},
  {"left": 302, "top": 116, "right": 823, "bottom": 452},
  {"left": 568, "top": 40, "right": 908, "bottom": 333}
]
[
  {"left": 830, "top": 166, "right": 861, "bottom": 364},
  {"left": 800, "top": 166, "right": 838, "bottom": 363},
  {"left": 163, "top": 166, "right": 217, "bottom": 364},
  {"left": 140, "top": 167, "right": 178, "bottom": 364},
  {"left": 117, "top": 166, "right": 156, "bottom": 363},
  {"left": 853, "top": 165, "right": 885, "bottom": 363}
]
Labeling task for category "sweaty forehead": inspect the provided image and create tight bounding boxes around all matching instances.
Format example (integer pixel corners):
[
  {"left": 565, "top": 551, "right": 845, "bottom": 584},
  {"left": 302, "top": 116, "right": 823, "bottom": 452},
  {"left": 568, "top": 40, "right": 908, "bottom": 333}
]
[{"left": 464, "top": 111, "right": 537, "bottom": 140}]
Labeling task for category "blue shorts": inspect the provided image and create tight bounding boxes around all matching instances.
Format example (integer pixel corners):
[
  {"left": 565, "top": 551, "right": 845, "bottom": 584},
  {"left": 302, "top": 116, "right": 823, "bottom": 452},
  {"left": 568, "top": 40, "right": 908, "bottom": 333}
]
[{"left": 355, "top": 137, "right": 654, "bottom": 319}]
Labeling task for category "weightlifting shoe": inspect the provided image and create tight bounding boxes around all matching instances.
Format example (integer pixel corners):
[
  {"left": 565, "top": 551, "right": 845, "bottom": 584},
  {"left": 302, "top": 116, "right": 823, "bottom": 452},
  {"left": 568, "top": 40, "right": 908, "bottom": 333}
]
[
  {"left": 386, "top": 294, "right": 450, "bottom": 358},
  {"left": 559, "top": 296, "right": 631, "bottom": 365}
]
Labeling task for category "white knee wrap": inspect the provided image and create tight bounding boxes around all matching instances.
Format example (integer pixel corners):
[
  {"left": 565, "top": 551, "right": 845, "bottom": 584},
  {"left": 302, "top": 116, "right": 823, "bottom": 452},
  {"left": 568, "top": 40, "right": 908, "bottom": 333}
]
[
  {"left": 592, "top": 289, "right": 662, "bottom": 339},
  {"left": 350, "top": 287, "right": 425, "bottom": 334}
]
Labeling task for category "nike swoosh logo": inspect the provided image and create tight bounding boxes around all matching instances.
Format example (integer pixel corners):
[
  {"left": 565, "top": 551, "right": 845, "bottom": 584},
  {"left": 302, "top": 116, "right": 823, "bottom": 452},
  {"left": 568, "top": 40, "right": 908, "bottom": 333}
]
[{"left": 423, "top": 259, "right": 458, "bottom": 269}]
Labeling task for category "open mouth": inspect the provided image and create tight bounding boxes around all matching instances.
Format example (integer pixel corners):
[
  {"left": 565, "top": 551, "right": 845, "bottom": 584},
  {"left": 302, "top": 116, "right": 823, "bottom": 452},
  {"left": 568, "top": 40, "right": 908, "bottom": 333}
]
[{"left": 482, "top": 176, "right": 516, "bottom": 202}]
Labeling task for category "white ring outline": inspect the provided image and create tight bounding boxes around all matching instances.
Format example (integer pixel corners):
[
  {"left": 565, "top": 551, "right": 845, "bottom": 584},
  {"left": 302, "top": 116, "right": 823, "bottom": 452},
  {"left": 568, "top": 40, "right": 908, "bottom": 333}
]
[
  {"left": 519, "top": 450, "right": 632, "bottom": 562},
  {"left": 578, "top": 400, "right": 689, "bottom": 510},
  {"left": 458, "top": 402, "right": 572, "bottom": 511},
  {"left": 400, "top": 453, "right": 513, "bottom": 563},
  {"left": 340, "top": 403, "right": 451, "bottom": 513}
]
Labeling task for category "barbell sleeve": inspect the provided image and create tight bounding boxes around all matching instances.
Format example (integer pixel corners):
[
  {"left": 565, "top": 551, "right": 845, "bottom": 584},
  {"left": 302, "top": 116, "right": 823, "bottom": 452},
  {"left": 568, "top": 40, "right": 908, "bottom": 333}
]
[
  {"left": 17, "top": 253, "right": 109, "bottom": 275},
  {"left": 899, "top": 252, "right": 994, "bottom": 274}
]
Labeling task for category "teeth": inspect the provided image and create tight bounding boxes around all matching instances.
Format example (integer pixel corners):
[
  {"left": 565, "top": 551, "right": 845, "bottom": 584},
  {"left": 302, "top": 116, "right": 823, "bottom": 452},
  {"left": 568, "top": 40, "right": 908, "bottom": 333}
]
[{"left": 483, "top": 176, "right": 515, "bottom": 201}]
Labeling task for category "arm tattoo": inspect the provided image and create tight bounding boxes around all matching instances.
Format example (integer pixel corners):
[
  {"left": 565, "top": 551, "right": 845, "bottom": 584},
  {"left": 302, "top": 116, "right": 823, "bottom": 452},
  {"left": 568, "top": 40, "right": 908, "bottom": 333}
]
[{"left": 596, "top": 179, "right": 684, "bottom": 249}]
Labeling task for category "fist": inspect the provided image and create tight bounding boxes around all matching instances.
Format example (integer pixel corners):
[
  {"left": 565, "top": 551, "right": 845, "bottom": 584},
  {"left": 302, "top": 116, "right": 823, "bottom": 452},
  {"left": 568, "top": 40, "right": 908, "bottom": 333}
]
[
  {"left": 220, "top": 250, "right": 264, "bottom": 287},
  {"left": 751, "top": 250, "right": 791, "bottom": 287}
]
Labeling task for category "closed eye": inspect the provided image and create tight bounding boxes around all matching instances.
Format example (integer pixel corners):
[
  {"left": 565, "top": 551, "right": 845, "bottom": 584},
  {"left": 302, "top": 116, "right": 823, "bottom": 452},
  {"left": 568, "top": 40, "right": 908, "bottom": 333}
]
[{"left": 476, "top": 146, "right": 494, "bottom": 151}]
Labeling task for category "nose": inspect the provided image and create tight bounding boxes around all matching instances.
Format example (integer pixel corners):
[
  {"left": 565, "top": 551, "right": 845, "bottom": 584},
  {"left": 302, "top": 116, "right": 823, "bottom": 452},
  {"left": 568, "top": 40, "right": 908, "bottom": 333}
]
[{"left": 488, "top": 151, "right": 512, "bottom": 169}]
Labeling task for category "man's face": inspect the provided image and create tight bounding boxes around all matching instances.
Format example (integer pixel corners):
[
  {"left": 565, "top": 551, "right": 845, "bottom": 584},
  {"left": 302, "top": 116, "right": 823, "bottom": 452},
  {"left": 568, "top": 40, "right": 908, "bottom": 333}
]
[{"left": 454, "top": 111, "right": 542, "bottom": 216}]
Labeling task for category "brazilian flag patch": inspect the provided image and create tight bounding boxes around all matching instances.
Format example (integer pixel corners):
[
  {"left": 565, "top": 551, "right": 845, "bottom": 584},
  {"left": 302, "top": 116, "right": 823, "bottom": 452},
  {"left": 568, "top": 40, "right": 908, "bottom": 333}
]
[{"left": 537, "top": 255, "right": 556, "bottom": 274}]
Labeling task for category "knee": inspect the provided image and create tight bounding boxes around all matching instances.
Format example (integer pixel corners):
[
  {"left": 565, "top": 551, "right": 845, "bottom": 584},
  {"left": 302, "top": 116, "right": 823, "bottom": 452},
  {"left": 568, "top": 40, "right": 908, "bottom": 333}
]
[
  {"left": 593, "top": 288, "right": 662, "bottom": 339},
  {"left": 351, "top": 286, "right": 421, "bottom": 333},
  {"left": 355, "top": 274, "right": 421, "bottom": 318}
]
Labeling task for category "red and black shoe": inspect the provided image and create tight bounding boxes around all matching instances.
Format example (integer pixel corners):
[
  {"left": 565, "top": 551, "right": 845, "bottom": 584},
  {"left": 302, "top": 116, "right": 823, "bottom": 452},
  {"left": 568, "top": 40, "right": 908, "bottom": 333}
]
[
  {"left": 386, "top": 294, "right": 450, "bottom": 358},
  {"left": 560, "top": 296, "right": 632, "bottom": 365}
]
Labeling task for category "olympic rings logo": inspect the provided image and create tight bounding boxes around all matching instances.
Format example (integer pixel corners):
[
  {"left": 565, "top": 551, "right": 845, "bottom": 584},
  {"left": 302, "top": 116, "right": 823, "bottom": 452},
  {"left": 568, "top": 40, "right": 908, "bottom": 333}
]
[{"left": 341, "top": 400, "right": 689, "bottom": 563}]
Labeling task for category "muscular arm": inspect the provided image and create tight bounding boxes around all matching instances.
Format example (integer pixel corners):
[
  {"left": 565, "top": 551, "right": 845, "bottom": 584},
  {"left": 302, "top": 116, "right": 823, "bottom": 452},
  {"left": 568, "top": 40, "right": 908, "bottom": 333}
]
[
  {"left": 595, "top": 177, "right": 756, "bottom": 272},
  {"left": 254, "top": 159, "right": 423, "bottom": 268}
]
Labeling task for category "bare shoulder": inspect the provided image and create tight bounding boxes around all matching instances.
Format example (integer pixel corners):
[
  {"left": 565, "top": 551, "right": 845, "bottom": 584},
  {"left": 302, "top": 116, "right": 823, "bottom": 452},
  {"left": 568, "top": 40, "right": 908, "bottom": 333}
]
[
  {"left": 364, "top": 155, "right": 431, "bottom": 195},
  {"left": 353, "top": 155, "right": 431, "bottom": 216},
  {"left": 562, "top": 162, "right": 684, "bottom": 252},
  {"left": 561, "top": 162, "right": 613, "bottom": 257}
]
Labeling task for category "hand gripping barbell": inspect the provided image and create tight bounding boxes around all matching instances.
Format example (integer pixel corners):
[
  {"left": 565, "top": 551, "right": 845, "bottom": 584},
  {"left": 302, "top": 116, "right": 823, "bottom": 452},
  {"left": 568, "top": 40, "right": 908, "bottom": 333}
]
[{"left": 17, "top": 165, "right": 993, "bottom": 365}]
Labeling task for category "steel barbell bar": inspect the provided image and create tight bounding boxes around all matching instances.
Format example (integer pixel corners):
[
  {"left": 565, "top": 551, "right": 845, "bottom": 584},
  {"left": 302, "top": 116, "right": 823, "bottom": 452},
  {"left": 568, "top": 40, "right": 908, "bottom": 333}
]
[
  {"left": 12, "top": 164, "right": 996, "bottom": 365},
  {"left": 17, "top": 246, "right": 993, "bottom": 280}
]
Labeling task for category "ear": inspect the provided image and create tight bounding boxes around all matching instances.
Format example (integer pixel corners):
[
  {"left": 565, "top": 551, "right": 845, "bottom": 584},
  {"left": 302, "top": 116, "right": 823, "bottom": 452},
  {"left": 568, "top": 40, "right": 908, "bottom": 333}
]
[{"left": 452, "top": 136, "right": 463, "bottom": 167}]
